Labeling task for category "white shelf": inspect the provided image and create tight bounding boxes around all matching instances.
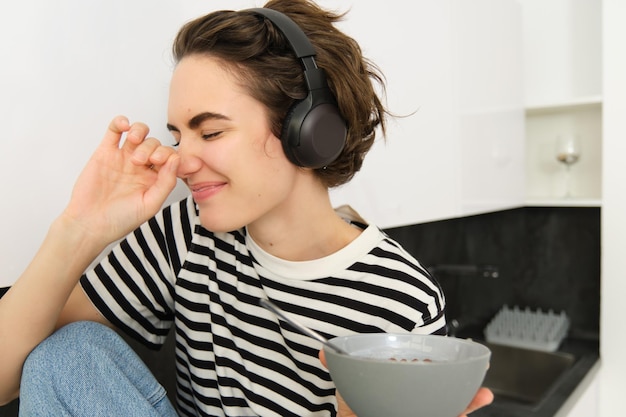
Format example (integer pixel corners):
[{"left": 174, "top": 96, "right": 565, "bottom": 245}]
[
  {"left": 524, "top": 99, "right": 602, "bottom": 204},
  {"left": 526, "top": 96, "right": 603, "bottom": 116},
  {"left": 525, "top": 198, "right": 602, "bottom": 208}
]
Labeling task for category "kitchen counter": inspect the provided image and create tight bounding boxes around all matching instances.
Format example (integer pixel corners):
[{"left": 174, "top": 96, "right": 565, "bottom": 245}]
[{"left": 471, "top": 336, "right": 600, "bottom": 417}]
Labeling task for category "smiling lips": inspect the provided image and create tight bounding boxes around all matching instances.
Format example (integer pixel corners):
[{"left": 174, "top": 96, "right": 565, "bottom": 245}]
[{"left": 189, "top": 182, "right": 226, "bottom": 201}]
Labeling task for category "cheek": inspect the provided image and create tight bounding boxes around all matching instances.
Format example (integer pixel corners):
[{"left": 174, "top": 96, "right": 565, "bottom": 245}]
[
  {"left": 249, "top": 139, "right": 299, "bottom": 196},
  {"left": 248, "top": 134, "right": 295, "bottom": 177},
  {"left": 260, "top": 134, "right": 286, "bottom": 160}
]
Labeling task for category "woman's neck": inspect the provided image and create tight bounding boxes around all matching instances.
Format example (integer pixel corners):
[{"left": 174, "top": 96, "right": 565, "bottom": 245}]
[{"left": 246, "top": 182, "right": 362, "bottom": 262}]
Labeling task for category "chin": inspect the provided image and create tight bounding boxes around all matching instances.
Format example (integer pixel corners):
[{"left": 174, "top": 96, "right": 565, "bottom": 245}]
[{"left": 198, "top": 214, "right": 246, "bottom": 234}]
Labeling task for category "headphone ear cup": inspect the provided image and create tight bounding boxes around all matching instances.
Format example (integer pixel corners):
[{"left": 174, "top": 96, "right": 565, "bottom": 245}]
[
  {"left": 281, "top": 97, "right": 347, "bottom": 168},
  {"left": 280, "top": 101, "right": 302, "bottom": 165},
  {"left": 248, "top": 9, "right": 347, "bottom": 168}
]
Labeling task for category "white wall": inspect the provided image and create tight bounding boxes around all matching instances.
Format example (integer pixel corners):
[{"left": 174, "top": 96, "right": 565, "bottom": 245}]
[
  {"left": 0, "top": 1, "right": 523, "bottom": 287},
  {"left": 0, "top": 1, "right": 449, "bottom": 285},
  {"left": 600, "top": 0, "right": 626, "bottom": 415},
  {"left": 0, "top": 0, "right": 258, "bottom": 286}
]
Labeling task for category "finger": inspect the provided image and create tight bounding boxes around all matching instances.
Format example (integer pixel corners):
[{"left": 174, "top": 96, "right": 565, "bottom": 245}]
[
  {"left": 124, "top": 121, "right": 151, "bottom": 146},
  {"left": 143, "top": 153, "right": 180, "bottom": 211},
  {"left": 130, "top": 137, "right": 162, "bottom": 166},
  {"left": 335, "top": 391, "right": 357, "bottom": 417},
  {"left": 318, "top": 350, "right": 328, "bottom": 368},
  {"left": 462, "top": 387, "right": 494, "bottom": 415},
  {"left": 147, "top": 145, "right": 178, "bottom": 169},
  {"left": 101, "top": 115, "right": 130, "bottom": 148}
]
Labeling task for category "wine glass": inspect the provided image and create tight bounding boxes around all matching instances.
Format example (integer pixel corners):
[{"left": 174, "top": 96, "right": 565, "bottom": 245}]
[{"left": 555, "top": 134, "right": 581, "bottom": 198}]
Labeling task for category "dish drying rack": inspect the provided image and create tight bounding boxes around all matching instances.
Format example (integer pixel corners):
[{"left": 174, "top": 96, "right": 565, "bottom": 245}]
[{"left": 484, "top": 305, "right": 570, "bottom": 352}]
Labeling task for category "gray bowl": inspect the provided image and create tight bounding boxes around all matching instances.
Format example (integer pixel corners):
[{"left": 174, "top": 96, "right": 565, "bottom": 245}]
[{"left": 324, "top": 333, "right": 491, "bottom": 417}]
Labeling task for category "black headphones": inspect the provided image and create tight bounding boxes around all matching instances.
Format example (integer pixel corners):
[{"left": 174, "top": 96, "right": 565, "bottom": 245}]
[{"left": 248, "top": 8, "right": 347, "bottom": 169}]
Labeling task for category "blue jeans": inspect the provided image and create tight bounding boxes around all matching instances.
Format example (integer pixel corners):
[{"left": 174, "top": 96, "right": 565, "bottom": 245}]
[{"left": 19, "top": 321, "right": 179, "bottom": 417}]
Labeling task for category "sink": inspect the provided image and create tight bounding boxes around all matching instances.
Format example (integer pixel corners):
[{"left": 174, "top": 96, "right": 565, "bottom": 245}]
[{"left": 480, "top": 341, "right": 576, "bottom": 405}]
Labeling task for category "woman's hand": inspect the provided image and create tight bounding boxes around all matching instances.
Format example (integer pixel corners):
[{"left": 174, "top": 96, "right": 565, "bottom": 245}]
[
  {"left": 62, "top": 115, "right": 180, "bottom": 245},
  {"left": 318, "top": 350, "right": 494, "bottom": 417},
  {"left": 334, "top": 390, "right": 357, "bottom": 417},
  {"left": 458, "top": 387, "right": 494, "bottom": 416}
]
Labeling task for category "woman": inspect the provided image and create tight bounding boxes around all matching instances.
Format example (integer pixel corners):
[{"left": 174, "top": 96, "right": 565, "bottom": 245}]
[{"left": 0, "top": 0, "right": 492, "bottom": 415}]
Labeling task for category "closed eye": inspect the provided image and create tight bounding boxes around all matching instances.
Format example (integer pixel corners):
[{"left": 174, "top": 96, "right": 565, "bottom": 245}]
[
  {"left": 169, "top": 132, "right": 222, "bottom": 147},
  {"left": 202, "top": 131, "right": 223, "bottom": 140},
  {"left": 170, "top": 134, "right": 181, "bottom": 148}
]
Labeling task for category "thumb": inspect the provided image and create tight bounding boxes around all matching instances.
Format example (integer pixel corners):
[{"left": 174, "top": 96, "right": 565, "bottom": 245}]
[
  {"left": 144, "top": 154, "right": 180, "bottom": 211},
  {"left": 318, "top": 349, "right": 328, "bottom": 368}
]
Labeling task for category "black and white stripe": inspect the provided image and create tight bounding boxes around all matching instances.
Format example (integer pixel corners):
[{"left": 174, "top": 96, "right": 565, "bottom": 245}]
[{"left": 82, "top": 196, "right": 446, "bottom": 417}]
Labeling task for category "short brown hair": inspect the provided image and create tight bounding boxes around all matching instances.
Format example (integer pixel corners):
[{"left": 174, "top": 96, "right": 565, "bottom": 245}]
[{"left": 172, "top": 0, "right": 388, "bottom": 188}]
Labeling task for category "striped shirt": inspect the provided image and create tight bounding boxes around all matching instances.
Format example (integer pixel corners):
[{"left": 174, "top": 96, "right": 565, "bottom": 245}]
[{"left": 81, "top": 196, "right": 446, "bottom": 417}]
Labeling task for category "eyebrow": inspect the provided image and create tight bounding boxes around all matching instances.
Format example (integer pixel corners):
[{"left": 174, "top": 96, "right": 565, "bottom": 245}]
[{"left": 166, "top": 111, "right": 231, "bottom": 132}]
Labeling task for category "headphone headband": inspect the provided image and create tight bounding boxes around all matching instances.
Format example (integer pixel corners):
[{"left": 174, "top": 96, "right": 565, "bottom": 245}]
[
  {"left": 248, "top": 8, "right": 316, "bottom": 59},
  {"left": 245, "top": 7, "right": 347, "bottom": 168}
]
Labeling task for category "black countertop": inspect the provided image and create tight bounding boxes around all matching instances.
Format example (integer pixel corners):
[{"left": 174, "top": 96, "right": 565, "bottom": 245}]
[{"left": 471, "top": 336, "right": 600, "bottom": 417}]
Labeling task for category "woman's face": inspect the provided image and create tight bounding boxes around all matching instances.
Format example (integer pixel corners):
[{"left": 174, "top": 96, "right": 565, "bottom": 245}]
[{"left": 167, "top": 55, "right": 300, "bottom": 232}]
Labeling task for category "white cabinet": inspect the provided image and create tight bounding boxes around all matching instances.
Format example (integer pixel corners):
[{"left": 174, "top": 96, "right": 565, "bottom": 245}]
[
  {"left": 521, "top": 0, "right": 602, "bottom": 106},
  {"left": 520, "top": 0, "right": 603, "bottom": 206},
  {"left": 329, "top": 0, "right": 525, "bottom": 228}
]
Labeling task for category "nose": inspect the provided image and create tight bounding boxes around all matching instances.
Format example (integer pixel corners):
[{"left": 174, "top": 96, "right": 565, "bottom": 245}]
[{"left": 174, "top": 142, "right": 203, "bottom": 179}]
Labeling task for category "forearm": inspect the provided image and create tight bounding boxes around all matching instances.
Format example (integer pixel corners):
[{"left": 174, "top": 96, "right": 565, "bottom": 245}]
[
  {"left": 0, "top": 116, "right": 180, "bottom": 403},
  {"left": 0, "top": 215, "right": 108, "bottom": 403}
]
